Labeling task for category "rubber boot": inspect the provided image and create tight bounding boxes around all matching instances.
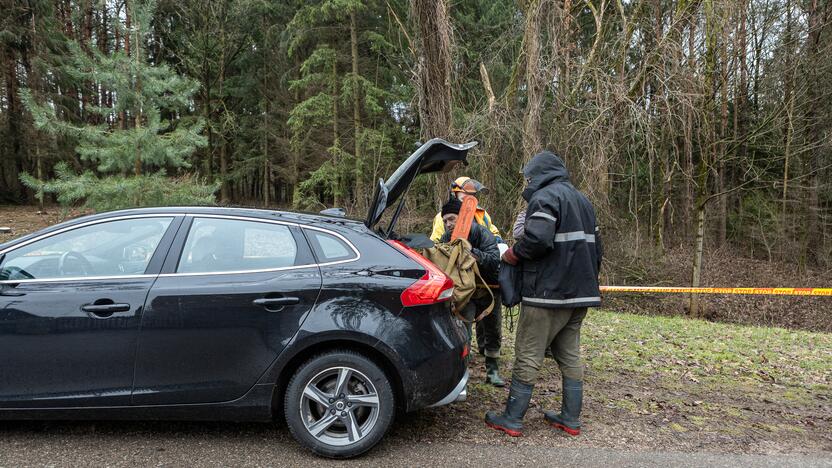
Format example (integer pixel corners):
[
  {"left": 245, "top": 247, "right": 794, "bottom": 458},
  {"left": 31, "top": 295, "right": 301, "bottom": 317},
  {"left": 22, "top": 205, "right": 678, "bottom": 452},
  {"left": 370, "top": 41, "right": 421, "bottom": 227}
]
[
  {"left": 485, "top": 357, "right": 505, "bottom": 387},
  {"left": 484, "top": 381, "right": 533, "bottom": 437},
  {"left": 544, "top": 377, "right": 583, "bottom": 436}
]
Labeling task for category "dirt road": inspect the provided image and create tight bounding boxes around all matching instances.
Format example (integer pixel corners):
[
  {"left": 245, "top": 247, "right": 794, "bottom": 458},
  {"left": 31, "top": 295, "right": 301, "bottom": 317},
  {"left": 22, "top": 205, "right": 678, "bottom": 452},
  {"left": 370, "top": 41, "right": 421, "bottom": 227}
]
[{"left": 0, "top": 419, "right": 830, "bottom": 467}]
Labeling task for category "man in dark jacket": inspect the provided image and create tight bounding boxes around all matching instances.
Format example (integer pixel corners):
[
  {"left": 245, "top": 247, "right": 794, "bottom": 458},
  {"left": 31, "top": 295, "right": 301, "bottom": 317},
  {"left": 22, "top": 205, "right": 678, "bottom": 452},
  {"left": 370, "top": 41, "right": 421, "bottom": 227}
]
[
  {"left": 439, "top": 198, "right": 505, "bottom": 386},
  {"left": 485, "top": 151, "right": 603, "bottom": 437}
]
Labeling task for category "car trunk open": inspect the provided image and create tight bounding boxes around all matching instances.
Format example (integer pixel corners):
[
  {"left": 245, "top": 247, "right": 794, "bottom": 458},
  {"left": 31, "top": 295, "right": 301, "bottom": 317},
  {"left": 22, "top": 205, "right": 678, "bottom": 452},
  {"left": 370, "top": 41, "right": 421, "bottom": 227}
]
[{"left": 365, "top": 139, "right": 477, "bottom": 238}]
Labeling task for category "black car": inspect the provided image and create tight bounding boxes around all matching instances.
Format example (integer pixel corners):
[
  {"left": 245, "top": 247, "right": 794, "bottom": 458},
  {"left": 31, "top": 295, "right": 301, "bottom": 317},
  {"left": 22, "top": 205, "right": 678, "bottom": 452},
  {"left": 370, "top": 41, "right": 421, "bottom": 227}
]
[{"left": 0, "top": 139, "right": 476, "bottom": 458}]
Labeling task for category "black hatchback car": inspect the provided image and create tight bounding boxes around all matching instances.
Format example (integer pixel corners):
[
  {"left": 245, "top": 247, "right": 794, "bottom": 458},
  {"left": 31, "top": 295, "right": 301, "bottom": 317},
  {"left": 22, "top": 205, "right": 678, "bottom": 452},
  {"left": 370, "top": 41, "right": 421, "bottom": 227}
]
[{"left": 0, "top": 139, "right": 475, "bottom": 458}]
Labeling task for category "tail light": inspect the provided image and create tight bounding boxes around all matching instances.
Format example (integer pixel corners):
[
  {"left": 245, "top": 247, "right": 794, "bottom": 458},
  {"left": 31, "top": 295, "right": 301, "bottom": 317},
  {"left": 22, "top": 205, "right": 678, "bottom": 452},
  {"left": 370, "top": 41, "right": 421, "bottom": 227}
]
[{"left": 387, "top": 240, "right": 455, "bottom": 307}]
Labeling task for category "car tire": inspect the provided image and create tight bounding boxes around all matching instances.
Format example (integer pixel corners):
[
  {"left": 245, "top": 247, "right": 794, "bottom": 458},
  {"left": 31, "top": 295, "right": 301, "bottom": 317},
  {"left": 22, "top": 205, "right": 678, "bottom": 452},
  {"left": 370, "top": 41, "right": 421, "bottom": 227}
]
[{"left": 284, "top": 350, "right": 395, "bottom": 459}]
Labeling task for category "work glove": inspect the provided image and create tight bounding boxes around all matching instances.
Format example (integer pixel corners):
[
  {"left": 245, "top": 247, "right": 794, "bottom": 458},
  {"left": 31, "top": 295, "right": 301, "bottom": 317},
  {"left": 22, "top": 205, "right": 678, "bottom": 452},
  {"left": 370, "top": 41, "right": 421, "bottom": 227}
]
[{"left": 501, "top": 247, "right": 519, "bottom": 265}]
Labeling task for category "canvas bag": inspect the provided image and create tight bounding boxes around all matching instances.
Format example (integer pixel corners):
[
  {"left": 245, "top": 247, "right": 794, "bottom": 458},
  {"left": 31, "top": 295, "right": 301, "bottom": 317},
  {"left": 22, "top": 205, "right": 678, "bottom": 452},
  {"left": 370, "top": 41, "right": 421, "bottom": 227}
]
[{"left": 420, "top": 237, "right": 494, "bottom": 322}]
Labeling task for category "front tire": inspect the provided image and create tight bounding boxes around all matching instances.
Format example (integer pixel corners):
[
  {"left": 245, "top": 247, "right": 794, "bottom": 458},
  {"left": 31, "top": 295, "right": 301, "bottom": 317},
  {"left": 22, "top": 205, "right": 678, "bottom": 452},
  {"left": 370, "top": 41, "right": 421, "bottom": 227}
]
[{"left": 284, "top": 350, "right": 395, "bottom": 458}]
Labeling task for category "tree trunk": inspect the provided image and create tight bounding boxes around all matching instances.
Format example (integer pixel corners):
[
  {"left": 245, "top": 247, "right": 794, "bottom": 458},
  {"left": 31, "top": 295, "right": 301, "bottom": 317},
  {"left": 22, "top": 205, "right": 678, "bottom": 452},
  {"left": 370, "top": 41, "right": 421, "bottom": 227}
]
[
  {"left": 716, "top": 5, "right": 729, "bottom": 247},
  {"left": 204, "top": 77, "right": 213, "bottom": 179},
  {"left": 683, "top": 8, "right": 697, "bottom": 238},
  {"left": 27, "top": 5, "right": 45, "bottom": 210},
  {"left": 263, "top": 100, "right": 270, "bottom": 207},
  {"left": 690, "top": 0, "right": 718, "bottom": 318},
  {"left": 521, "top": 0, "right": 545, "bottom": 160},
  {"left": 781, "top": 0, "right": 793, "bottom": 255},
  {"left": 736, "top": 0, "right": 748, "bottom": 224},
  {"left": 654, "top": 0, "right": 668, "bottom": 252},
  {"left": 132, "top": 0, "right": 142, "bottom": 177},
  {"left": 119, "top": 0, "right": 130, "bottom": 132},
  {"left": 799, "top": 0, "right": 828, "bottom": 267},
  {"left": 219, "top": 30, "right": 228, "bottom": 203},
  {"left": 690, "top": 205, "right": 706, "bottom": 316},
  {"left": 411, "top": 0, "right": 454, "bottom": 204},
  {"left": 3, "top": 45, "right": 23, "bottom": 200},
  {"left": 332, "top": 54, "right": 341, "bottom": 208},
  {"left": 350, "top": 9, "right": 363, "bottom": 209},
  {"left": 479, "top": 62, "right": 500, "bottom": 213}
]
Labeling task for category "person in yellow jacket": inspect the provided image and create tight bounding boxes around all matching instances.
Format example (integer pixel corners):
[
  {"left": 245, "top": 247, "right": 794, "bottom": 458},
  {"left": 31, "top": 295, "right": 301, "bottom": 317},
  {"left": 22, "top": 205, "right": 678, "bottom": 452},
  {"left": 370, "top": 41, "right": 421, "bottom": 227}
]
[
  {"left": 431, "top": 176, "right": 505, "bottom": 387},
  {"left": 430, "top": 177, "right": 503, "bottom": 243}
]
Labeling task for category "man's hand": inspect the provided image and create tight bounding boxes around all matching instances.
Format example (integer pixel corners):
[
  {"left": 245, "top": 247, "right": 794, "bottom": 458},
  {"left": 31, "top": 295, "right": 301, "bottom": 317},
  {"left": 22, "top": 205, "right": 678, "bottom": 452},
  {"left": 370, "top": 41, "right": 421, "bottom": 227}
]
[{"left": 501, "top": 247, "right": 519, "bottom": 265}]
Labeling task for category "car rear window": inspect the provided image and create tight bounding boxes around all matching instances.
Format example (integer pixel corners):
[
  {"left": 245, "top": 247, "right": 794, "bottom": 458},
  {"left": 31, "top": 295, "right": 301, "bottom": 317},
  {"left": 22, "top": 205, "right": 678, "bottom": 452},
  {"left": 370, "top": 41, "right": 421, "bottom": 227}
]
[{"left": 305, "top": 229, "right": 357, "bottom": 263}]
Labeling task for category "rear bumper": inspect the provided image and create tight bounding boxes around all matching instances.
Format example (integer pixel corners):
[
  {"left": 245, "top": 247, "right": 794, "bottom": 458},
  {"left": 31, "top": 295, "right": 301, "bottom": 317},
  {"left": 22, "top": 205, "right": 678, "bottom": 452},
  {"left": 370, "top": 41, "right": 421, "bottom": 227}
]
[
  {"left": 428, "top": 369, "right": 468, "bottom": 407},
  {"left": 393, "top": 303, "right": 468, "bottom": 412}
]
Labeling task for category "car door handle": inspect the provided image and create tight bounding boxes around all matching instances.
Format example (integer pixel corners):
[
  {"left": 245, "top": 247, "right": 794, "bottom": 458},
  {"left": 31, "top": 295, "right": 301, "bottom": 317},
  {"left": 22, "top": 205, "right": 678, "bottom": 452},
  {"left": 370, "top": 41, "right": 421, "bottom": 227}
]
[
  {"left": 252, "top": 297, "right": 300, "bottom": 308},
  {"left": 81, "top": 303, "right": 132, "bottom": 315},
  {"left": 0, "top": 290, "right": 25, "bottom": 297}
]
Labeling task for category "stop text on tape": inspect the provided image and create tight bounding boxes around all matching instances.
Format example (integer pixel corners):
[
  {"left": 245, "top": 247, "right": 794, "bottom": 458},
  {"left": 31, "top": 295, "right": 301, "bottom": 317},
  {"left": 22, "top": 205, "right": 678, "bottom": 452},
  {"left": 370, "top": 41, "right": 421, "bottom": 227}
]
[{"left": 600, "top": 286, "right": 832, "bottom": 296}]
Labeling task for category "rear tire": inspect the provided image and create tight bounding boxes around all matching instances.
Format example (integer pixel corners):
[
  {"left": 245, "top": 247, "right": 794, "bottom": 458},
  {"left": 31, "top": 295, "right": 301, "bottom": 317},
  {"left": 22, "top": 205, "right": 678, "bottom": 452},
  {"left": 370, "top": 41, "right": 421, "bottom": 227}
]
[{"left": 284, "top": 350, "right": 395, "bottom": 458}]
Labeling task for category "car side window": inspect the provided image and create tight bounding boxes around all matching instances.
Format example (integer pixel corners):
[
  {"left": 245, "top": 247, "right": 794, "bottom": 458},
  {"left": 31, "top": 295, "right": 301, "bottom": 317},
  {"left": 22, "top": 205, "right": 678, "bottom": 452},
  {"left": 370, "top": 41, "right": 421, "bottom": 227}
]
[
  {"left": 306, "top": 229, "right": 356, "bottom": 263},
  {"left": 0, "top": 217, "right": 173, "bottom": 281},
  {"left": 177, "top": 218, "right": 298, "bottom": 274}
]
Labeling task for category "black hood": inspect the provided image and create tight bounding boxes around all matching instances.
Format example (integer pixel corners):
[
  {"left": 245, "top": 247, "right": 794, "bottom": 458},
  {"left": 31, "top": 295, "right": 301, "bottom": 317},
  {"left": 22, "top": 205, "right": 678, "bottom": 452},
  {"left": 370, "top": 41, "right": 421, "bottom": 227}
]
[{"left": 522, "top": 151, "right": 570, "bottom": 201}]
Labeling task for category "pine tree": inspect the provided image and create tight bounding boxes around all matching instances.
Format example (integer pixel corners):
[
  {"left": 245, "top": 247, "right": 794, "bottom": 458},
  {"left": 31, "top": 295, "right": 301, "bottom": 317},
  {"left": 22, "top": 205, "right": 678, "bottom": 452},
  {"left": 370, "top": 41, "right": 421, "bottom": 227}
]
[
  {"left": 286, "top": 0, "right": 410, "bottom": 211},
  {"left": 20, "top": 0, "right": 214, "bottom": 211}
]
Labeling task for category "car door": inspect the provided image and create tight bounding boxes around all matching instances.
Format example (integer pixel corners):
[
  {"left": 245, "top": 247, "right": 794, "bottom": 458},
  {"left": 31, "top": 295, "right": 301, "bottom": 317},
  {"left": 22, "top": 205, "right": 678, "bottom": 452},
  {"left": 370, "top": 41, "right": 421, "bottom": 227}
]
[
  {"left": 0, "top": 215, "right": 180, "bottom": 408},
  {"left": 132, "top": 215, "right": 324, "bottom": 405}
]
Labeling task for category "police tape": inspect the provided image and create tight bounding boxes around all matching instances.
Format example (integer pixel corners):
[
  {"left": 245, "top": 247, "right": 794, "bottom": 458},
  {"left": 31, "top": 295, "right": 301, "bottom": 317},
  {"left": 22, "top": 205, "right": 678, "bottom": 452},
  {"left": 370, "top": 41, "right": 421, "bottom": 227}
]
[{"left": 600, "top": 286, "right": 832, "bottom": 296}]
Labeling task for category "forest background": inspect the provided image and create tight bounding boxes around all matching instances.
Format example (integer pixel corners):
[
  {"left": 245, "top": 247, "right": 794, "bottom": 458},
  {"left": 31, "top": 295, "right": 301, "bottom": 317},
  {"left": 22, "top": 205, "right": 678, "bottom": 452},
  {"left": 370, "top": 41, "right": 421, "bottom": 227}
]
[{"left": 2, "top": 0, "right": 831, "bottom": 330}]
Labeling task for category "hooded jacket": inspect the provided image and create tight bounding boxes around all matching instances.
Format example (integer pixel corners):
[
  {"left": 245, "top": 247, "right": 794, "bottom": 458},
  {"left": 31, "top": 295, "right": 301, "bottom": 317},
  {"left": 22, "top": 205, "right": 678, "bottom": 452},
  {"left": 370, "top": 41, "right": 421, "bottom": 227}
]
[{"left": 513, "top": 151, "right": 602, "bottom": 308}]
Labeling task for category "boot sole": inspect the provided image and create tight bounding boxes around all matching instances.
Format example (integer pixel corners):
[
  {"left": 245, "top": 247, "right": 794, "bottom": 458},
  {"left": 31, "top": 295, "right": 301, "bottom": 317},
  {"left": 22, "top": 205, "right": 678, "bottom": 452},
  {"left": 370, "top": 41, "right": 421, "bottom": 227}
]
[
  {"left": 549, "top": 422, "right": 581, "bottom": 436},
  {"left": 486, "top": 421, "right": 523, "bottom": 437}
]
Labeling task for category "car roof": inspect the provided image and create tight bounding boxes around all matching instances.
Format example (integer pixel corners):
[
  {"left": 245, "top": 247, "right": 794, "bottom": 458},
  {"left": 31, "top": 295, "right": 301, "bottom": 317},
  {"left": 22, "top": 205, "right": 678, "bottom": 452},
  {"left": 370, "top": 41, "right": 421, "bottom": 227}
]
[
  {"left": 95, "top": 206, "right": 364, "bottom": 225},
  {"left": 0, "top": 206, "right": 366, "bottom": 252}
]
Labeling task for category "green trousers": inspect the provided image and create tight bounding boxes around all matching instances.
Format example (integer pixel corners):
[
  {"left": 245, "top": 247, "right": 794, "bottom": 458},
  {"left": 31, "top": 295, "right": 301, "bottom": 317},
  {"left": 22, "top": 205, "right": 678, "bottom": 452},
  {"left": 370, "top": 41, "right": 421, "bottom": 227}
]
[
  {"left": 512, "top": 304, "right": 587, "bottom": 385},
  {"left": 461, "top": 293, "right": 502, "bottom": 358}
]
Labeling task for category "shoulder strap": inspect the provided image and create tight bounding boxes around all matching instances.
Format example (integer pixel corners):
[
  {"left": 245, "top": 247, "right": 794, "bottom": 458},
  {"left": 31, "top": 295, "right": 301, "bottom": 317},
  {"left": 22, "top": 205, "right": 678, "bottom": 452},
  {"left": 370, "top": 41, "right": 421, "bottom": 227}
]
[
  {"left": 469, "top": 261, "right": 495, "bottom": 322},
  {"left": 444, "top": 241, "right": 462, "bottom": 275}
]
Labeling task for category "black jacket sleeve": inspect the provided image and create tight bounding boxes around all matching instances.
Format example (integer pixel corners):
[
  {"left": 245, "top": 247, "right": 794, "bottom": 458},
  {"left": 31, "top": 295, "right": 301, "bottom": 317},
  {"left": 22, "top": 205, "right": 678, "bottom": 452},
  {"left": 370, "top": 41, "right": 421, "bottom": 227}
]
[
  {"left": 439, "top": 231, "right": 451, "bottom": 243},
  {"left": 595, "top": 225, "right": 603, "bottom": 274},
  {"left": 470, "top": 223, "right": 500, "bottom": 277},
  {"left": 513, "top": 196, "right": 559, "bottom": 260}
]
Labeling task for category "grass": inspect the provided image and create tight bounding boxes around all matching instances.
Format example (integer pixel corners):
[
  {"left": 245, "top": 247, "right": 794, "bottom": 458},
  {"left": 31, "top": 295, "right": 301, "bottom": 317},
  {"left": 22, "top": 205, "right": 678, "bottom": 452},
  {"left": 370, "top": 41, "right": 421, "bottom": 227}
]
[
  {"left": 469, "top": 308, "right": 832, "bottom": 451},
  {"left": 583, "top": 310, "right": 832, "bottom": 402}
]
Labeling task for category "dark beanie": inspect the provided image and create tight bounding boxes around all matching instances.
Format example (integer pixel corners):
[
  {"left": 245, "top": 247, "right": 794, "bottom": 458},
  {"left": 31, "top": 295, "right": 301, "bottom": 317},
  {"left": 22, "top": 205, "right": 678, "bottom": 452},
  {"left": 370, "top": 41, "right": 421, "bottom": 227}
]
[{"left": 441, "top": 197, "right": 462, "bottom": 217}]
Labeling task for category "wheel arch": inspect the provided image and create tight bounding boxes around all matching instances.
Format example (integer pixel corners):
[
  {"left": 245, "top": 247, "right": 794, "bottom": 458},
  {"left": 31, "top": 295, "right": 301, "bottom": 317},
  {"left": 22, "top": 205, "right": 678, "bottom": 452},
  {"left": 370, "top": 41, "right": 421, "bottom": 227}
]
[{"left": 270, "top": 338, "right": 408, "bottom": 420}]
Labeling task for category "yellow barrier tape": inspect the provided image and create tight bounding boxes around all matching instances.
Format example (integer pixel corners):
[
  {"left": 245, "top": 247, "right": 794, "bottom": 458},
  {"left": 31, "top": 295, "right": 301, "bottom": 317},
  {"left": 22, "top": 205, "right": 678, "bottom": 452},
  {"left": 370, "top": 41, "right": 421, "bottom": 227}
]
[{"left": 600, "top": 286, "right": 832, "bottom": 296}]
